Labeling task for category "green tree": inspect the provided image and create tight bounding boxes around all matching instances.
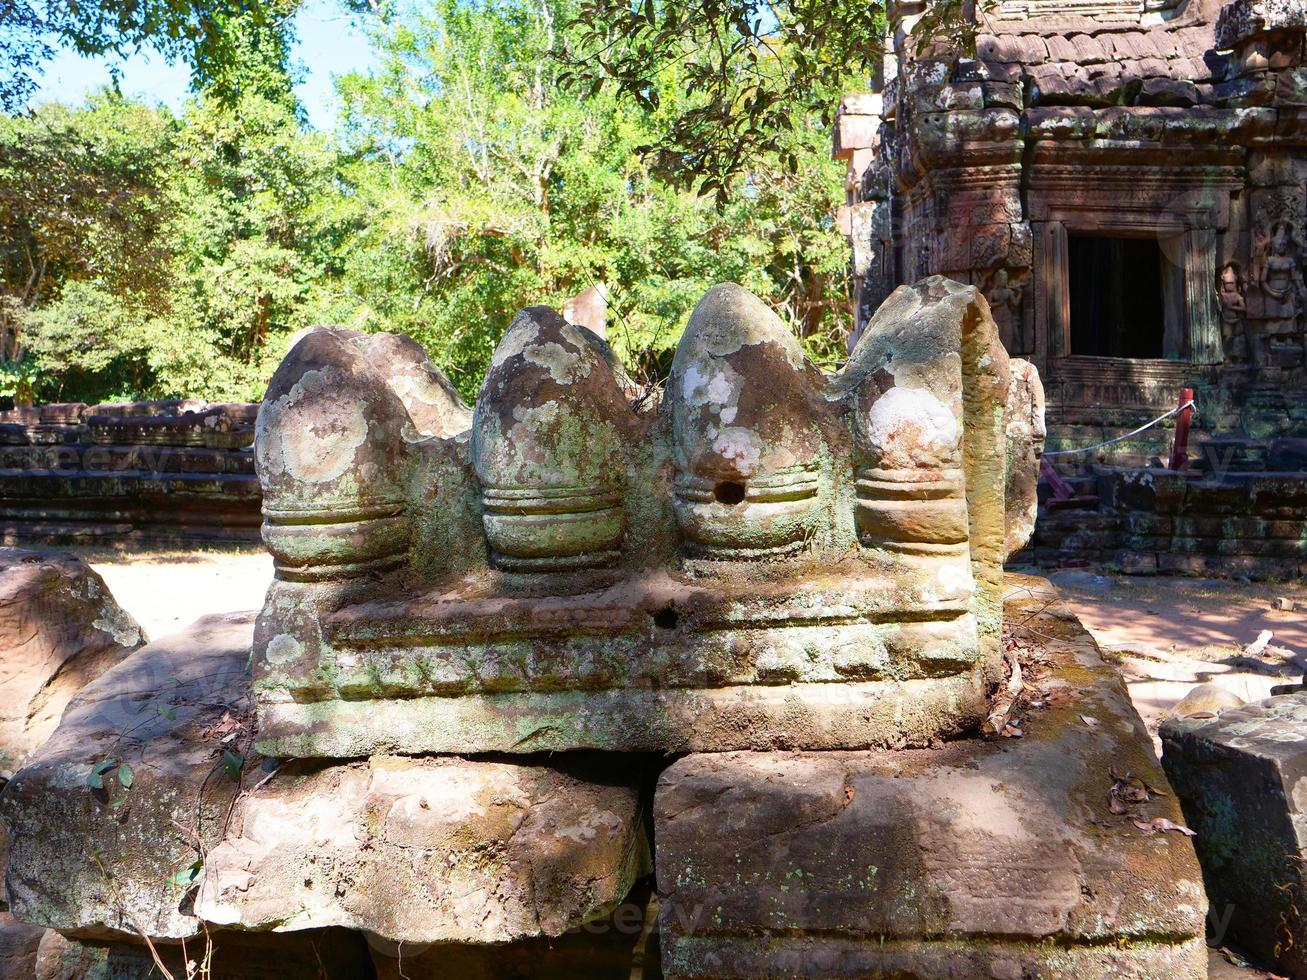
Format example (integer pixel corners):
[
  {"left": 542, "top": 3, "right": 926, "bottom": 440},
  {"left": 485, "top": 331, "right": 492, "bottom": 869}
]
[
  {"left": 3, "top": 0, "right": 852, "bottom": 404},
  {"left": 1, "top": 0, "right": 297, "bottom": 113},
  {"left": 158, "top": 13, "right": 344, "bottom": 400},
  {"left": 6, "top": 11, "right": 346, "bottom": 403},
  {"left": 558, "top": 0, "right": 975, "bottom": 192},
  {"left": 0, "top": 94, "right": 177, "bottom": 396},
  {"left": 325, "top": 0, "right": 850, "bottom": 398}
]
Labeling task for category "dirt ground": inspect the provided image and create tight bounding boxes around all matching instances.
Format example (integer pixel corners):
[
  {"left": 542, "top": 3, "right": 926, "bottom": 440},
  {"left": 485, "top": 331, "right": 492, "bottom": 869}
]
[
  {"left": 1005, "top": 568, "right": 1302, "bottom": 980},
  {"left": 1020, "top": 569, "right": 1307, "bottom": 743},
  {"left": 78, "top": 546, "right": 272, "bottom": 641}
]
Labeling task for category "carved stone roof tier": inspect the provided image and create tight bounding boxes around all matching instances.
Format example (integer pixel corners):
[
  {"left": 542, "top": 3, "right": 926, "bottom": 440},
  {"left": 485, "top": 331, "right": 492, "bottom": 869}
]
[
  {"left": 1216, "top": 0, "right": 1307, "bottom": 48},
  {"left": 974, "top": 0, "right": 1224, "bottom": 97}
]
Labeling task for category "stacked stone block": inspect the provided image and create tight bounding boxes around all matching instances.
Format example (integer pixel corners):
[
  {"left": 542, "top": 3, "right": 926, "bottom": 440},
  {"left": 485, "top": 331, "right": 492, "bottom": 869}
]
[
  {"left": 1027, "top": 464, "right": 1307, "bottom": 577},
  {"left": 0, "top": 399, "right": 261, "bottom": 547}
]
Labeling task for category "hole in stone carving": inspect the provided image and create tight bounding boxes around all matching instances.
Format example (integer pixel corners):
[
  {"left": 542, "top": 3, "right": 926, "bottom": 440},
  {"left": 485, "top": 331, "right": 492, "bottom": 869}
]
[
  {"left": 652, "top": 606, "right": 679, "bottom": 630},
  {"left": 713, "top": 480, "right": 747, "bottom": 505}
]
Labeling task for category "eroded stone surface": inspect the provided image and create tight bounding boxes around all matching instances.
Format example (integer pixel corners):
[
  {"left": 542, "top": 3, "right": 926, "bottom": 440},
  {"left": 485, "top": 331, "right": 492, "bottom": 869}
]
[
  {"left": 196, "top": 754, "right": 650, "bottom": 944},
  {"left": 656, "top": 591, "right": 1207, "bottom": 979},
  {"left": 369, "top": 889, "right": 657, "bottom": 980},
  {"left": 2, "top": 609, "right": 652, "bottom": 950},
  {"left": 0, "top": 612, "right": 254, "bottom": 940},
  {"left": 1162, "top": 691, "right": 1307, "bottom": 977},
  {"left": 254, "top": 278, "right": 1030, "bottom": 757},
  {"left": 0, "top": 548, "right": 145, "bottom": 777},
  {"left": 1004, "top": 357, "right": 1046, "bottom": 560},
  {"left": 472, "top": 307, "right": 635, "bottom": 571},
  {"left": 0, "top": 911, "right": 43, "bottom": 979},
  {"left": 1217, "top": 0, "right": 1307, "bottom": 48}
]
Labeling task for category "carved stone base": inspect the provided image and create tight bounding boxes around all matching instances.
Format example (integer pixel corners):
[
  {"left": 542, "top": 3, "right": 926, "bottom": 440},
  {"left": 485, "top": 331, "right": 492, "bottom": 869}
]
[
  {"left": 256, "top": 675, "right": 986, "bottom": 757},
  {"left": 653, "top": 586, "right": 1208, "bottom": 979}
]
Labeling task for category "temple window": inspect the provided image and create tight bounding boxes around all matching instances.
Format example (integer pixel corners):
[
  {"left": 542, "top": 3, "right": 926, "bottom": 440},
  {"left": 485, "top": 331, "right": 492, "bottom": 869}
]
[{"left": 1067, "top": 234, "right": 1174, "bottom": 359}]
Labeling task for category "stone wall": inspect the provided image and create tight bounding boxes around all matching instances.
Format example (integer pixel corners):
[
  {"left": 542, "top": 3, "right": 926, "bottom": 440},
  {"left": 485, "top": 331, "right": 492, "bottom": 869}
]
[
  {"left": 0, "top": 399, "right": 261, "bottom": 547},
  {"left": 1024, "top": 464, "right": 1307, "bottom": 576}
]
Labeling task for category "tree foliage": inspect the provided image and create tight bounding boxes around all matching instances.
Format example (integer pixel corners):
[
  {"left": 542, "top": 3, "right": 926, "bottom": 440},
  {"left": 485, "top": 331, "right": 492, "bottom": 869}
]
[
  {"left": 558, "top": 0, "right": 981, "bottom": 192},
  {"left": 0, "top": 0, "right": 297, "bottom": 112},
  {"left": 1, "top": 0, "right": 852, "bottom": 404},
  {"left": 324, "top": 0, "right": 851, "bottom": 397}
]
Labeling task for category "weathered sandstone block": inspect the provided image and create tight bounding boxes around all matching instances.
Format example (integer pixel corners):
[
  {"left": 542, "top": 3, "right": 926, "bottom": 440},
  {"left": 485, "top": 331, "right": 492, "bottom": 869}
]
[
  {"left": 1, "top": 612, "right": 255, "bottom": 940},
  {"left": 1162, "top": 693, "right": 1307, "bottom": 977},
  {"left": 0, "top": 911, "right": 43, "bottom": 979},
  {"left": 0, "top": 548, "right": 145, "bottom": 777},
  {"left": 2, "top": 612, "right": 651, "bottom": 950},
  {"left": 196, "top": 754, "right": 650, "bottom": 944},
  {"left": 254, "top": 277, "right": 1031, "bottom": 758},
  {"left": 1004, "top": 358, "right": 1046, "bottom": 559},
  {"left": 655, "top": 593, "right": 1207, "bottom": 979},
  {"left": 1217, "top": 0, "right": 1307, "bottom": 50},
  {"left": 369, "top": 889, "right": 657, "bottom": 980}
]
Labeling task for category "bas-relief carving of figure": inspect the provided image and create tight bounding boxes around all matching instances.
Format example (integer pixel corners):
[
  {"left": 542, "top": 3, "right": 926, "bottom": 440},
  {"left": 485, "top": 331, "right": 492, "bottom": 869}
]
[
  {"left": 1260, "top": 222, "right": 1306, "bottom": 321},
  {"left": 1246, "top": 221, "right": 1307, "bottom": 368},
  {"left": 1217, "top": 261, "right": 1250, "bottom": 364},
  {"left": 983, "top": 268, "right": 1023, "bottom": 353}
]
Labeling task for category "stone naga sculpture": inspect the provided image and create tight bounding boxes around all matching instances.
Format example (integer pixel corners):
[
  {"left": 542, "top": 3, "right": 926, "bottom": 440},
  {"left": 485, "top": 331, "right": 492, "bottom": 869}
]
[{"left": 252, "top": 276, "right": 1040, "bottom": 758}]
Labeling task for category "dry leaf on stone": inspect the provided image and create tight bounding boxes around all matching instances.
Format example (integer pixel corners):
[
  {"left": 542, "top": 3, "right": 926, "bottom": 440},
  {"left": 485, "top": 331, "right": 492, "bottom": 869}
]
[
  {"left": 1080, "top": 715, "right": 1099, "bottom": 728},
  {"left": 1131, "top": 817, "right": 1196, "bottom": 837},
  {"left": 983, "top": 649, "right": 1024, "bottom": 737}
]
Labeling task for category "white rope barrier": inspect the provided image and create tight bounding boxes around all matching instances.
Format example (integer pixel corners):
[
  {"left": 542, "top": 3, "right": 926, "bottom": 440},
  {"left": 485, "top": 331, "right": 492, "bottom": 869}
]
[{"left": 1042, "top": 400, "right": 1196, "bottom": 458}]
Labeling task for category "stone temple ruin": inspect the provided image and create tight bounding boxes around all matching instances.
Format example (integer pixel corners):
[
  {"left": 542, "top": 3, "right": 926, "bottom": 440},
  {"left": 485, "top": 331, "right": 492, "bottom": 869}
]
[
  {"left": 836, "top": 0, "right": 1307, "bottom": 578},
  {"left": 0, "top": 400, "right": 260, "bottom": 547},
  {"left": 0, "top": 278, "right": 1216, "bottom": 978}
]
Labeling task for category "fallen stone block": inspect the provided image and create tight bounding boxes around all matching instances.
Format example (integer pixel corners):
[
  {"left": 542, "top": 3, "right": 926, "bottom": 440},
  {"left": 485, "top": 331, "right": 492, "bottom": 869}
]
[
  {"left": 0, "top": 548, "right": 146, "bottom": 777},
  {"left": 1, "top": 612, "right": 256, "bottom": 940},
  {"left": 196, "top": 753, "right": 651, "bottom": 945},
  {"left": 1162, "top": 693, "right": 1307, "bottom": 977},
  {"left": 0, "top": 911, "right": 43, "bottom": 979},
  {"left": 32, "top": 926, "right": 372, "bottom": 979},
  {"left": 655, "top": 594, "right": 1207, "bottom": 979}
]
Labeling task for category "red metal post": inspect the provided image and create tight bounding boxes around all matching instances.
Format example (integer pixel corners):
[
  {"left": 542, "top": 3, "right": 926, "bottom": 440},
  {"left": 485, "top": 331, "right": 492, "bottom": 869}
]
[{"left": 1168, "top": 388, "right": 1194, "bottom": 471}]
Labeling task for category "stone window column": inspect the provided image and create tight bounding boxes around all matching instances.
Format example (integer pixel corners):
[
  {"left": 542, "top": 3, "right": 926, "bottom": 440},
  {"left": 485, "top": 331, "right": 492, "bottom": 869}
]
[
  {"left": 1184, "top": 228, "right": 1224, "bottom": 364},
  {"left": 1032, "top": 218, "right": 1227, "bottom": 368}
]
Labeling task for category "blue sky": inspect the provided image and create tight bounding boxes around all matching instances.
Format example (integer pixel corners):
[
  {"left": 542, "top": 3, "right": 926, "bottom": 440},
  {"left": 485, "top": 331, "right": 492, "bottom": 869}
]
[{"left": 31, "top": 0, "right": 379, "bottom": 131}]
